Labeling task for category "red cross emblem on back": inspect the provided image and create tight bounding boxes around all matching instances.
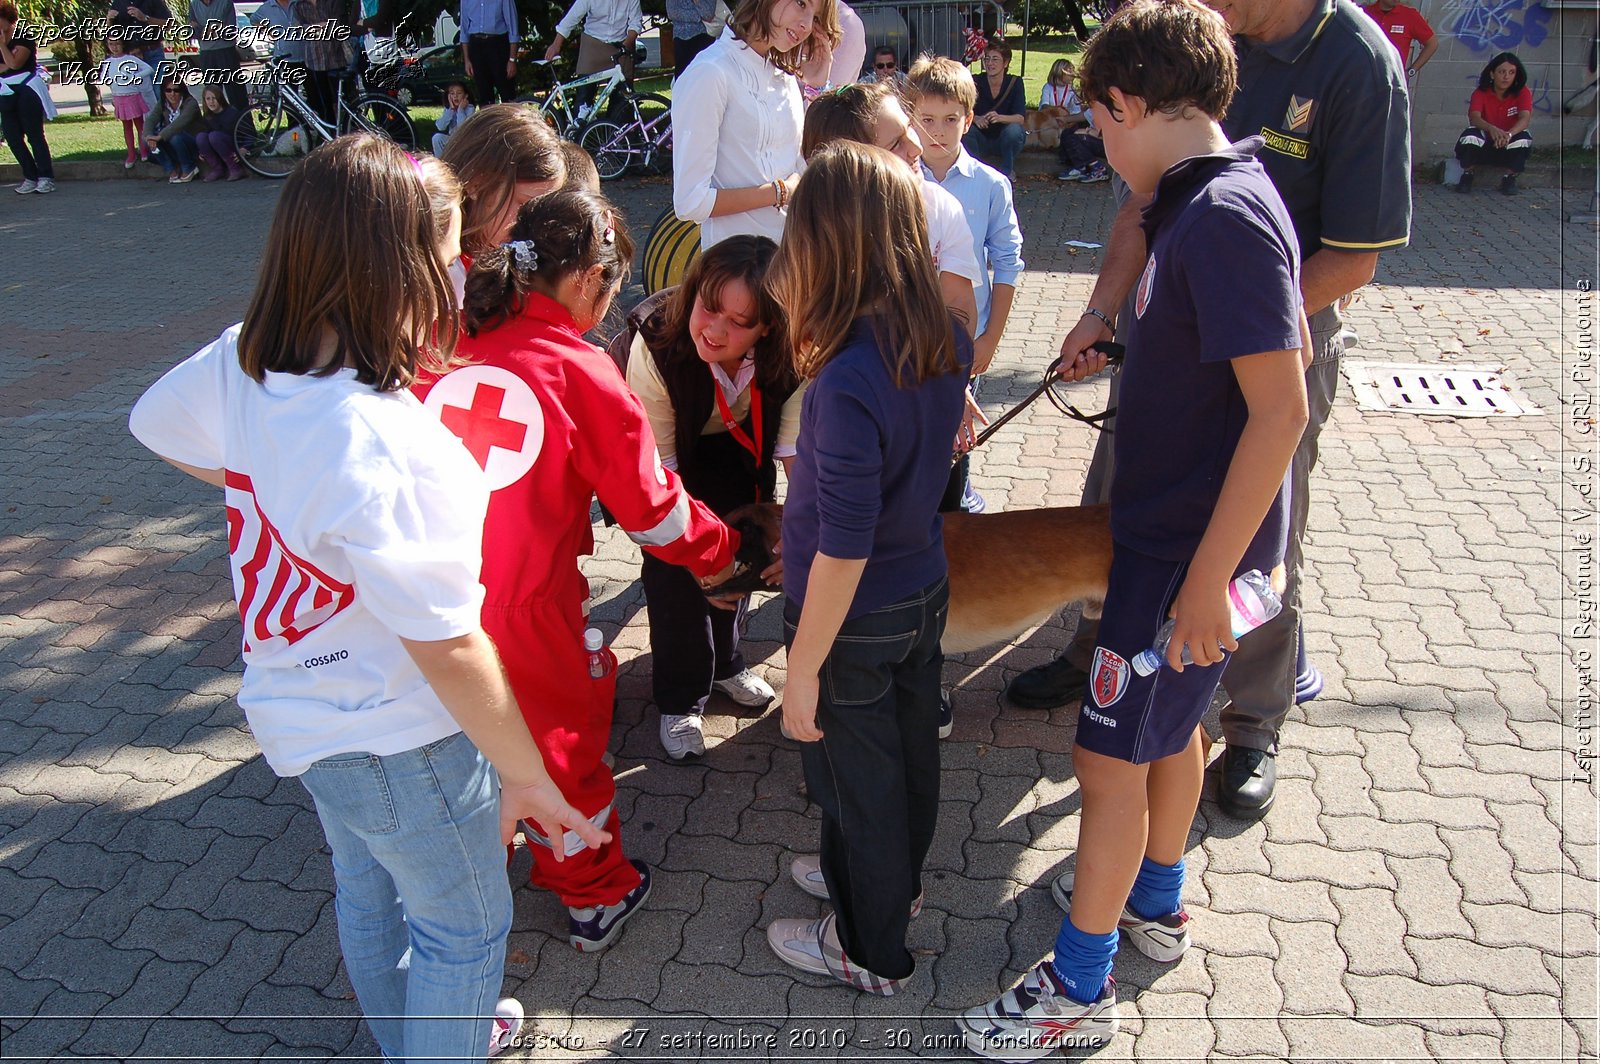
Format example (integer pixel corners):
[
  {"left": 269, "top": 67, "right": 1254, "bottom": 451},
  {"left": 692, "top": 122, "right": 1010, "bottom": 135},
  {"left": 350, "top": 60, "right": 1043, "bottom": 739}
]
[
  {"left": 422, "top": 365, "right": 546, "bottom": 491},
  {"left": 440, "top": 384, "right": 527, "bottom": 468}
]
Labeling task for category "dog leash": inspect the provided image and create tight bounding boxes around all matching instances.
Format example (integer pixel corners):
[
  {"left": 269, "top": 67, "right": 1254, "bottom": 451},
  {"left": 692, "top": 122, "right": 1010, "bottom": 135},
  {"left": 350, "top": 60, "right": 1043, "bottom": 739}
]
[{"left": 968, "top": 341, "right": 1125, "bottom": 452}]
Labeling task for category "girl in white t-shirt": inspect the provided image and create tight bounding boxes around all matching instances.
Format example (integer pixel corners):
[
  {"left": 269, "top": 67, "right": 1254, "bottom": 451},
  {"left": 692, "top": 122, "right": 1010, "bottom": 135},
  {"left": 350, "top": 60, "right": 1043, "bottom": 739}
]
[
  {"left": 99, "top": 34, "right": 155, "bottom": 168},
  {"left": 129, "top": 136, "right": 603, "bottom": 1061}
]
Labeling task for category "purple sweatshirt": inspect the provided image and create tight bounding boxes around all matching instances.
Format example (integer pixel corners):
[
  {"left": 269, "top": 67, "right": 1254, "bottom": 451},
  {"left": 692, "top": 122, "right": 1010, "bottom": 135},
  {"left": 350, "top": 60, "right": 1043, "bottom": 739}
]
[{"left": 783, "top": 316, "right": 970, "bottom": 619}]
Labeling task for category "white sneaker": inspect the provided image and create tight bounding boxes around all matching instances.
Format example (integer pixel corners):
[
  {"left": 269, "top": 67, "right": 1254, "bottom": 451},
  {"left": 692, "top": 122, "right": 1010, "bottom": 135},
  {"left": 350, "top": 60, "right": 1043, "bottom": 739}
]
[
  {"left": 659, "top": 712, "right": 705, "bottom": 760},
  {"left": 488, "top": 997, "right": 523, "bottom": 1057},
  {"left": 958, "top": 963, "right": 1119, "bottom": 1060},
  {"left": 712, "top": 668, "right": 775, "bottom": 707},
  {"left": 790, "top": 854, "right": 924, "bottom": 916},
  {"left": 32, "top": 178, "right": 55, "bottom": 194},
  {"left": 1051, "top": 868, "right": 1190, "bottom": 962},
  {"left": 13, "top": 179, "right": 37, "bottom": 194}
]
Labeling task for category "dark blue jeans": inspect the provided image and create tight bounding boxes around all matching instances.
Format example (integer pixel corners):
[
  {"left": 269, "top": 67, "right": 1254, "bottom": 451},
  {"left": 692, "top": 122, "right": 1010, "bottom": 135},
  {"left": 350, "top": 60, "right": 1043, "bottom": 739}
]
[
  {"left": 784, "top": 574, "right": 948, "bottom": 979},
  {"left": 153, "top": 131, "right": 198, "bottom": 176}
]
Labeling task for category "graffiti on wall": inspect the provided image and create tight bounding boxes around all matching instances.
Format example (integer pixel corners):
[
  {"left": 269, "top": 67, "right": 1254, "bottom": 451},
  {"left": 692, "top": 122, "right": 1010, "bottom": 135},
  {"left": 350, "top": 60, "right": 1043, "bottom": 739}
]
[{"left": 1439, "top": 0, "right": 1552, "bottom": 52}]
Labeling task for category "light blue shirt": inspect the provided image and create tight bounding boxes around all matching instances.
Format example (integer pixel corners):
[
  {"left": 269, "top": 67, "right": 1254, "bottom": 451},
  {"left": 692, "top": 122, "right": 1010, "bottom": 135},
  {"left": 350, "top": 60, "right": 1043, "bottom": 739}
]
[
  {"left": 922, "top": 147, "right": 1024, "bottom": 335},
  {"left": 458, "top": 0, "right": 519, "bottom": 42},
  {"left": 252, "top": 0, "right": 306, "bottom": 63}
]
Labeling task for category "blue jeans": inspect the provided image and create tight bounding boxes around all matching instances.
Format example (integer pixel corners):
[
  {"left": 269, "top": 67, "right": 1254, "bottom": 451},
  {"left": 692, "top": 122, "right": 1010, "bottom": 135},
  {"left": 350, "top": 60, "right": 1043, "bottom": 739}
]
[
  {"left": 784, "top": 575, "right": 948, "bottom": 979},
  {"left": 963, "top": 122, "right": 1025, "bottom": 178},
  {"left": 298, "top": 731, "right": 511, "bottom": 1063},
  {"left": 153, "top": 132, "right": 198, "bottom": 175}
]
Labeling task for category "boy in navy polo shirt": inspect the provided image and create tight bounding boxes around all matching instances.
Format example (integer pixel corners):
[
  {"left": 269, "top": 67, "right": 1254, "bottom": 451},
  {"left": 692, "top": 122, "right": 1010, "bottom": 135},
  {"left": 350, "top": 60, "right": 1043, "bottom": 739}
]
[{"left": 958, "top": 2, "right": 1310, "bottom": 1057}]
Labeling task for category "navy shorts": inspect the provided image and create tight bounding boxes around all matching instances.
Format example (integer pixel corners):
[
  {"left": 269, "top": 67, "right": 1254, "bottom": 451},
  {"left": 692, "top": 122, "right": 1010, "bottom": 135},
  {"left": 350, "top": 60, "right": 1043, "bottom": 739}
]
[{"left": 1076, "top": 544, "right": 1231, "bottom": 765}]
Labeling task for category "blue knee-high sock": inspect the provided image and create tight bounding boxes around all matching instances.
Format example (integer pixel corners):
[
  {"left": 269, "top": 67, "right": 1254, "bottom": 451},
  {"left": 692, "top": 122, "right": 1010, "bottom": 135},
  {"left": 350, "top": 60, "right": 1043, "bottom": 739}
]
[
  {"left": 1050, "top": 916, "right": 1118, "bottom": 1006},
  {"left": 1126, "top": 855, "right": 1184, "bottom": 921}
]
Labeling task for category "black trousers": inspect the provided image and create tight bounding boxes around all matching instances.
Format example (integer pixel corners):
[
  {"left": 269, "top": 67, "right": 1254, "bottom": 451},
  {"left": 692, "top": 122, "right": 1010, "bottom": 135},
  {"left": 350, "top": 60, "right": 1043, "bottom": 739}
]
[
  {"left": 0, "top": 85, "right": 53, "bottom": 180},
  {"left": 640, "top": 431, "right": 759, "bottom": 717},
  {"left": 193, "top": 48, "right": 249, "bottom": 112},
  {"left": 672, "top": 31, "right": 714, "bottom": 78},
  {"left": 466, "top": 33, "right": 516, "bottom": 105},
  {"left": 787, "top": 576, "right": 948, "bottom": 980}
]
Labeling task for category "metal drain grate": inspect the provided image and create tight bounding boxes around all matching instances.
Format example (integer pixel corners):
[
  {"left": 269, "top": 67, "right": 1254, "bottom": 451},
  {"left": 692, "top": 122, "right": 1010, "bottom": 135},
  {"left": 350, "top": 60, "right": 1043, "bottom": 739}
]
[{"left": 1342, "top": 362, "right": 1543, "bottom": 417}]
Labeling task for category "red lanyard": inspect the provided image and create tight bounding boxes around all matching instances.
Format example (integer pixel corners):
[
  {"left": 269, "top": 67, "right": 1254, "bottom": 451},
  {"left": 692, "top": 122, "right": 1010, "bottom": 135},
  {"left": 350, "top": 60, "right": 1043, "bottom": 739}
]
[{"left": 714, "top": 377, "right": 763, "bottom": 463}]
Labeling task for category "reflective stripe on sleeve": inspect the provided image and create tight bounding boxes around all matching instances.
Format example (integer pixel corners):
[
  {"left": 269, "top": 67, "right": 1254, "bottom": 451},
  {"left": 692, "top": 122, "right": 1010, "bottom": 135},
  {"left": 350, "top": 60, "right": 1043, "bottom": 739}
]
[{"left": 626, "top": 490, "right": 691, "bottom": 547}]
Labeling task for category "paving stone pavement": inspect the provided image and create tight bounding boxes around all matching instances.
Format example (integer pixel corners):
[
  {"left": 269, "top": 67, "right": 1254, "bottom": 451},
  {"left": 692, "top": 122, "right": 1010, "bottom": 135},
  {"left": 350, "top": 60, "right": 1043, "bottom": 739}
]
[{"left": 1, "top": 171, "right": 1596, "bottom": 1063}]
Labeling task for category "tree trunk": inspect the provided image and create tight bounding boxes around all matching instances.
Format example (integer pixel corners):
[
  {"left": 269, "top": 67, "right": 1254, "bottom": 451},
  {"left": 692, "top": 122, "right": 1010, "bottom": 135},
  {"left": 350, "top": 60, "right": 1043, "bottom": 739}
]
[
  {"left": 71, "top": 38, "right": 107, "bottom": 115},
  {"left": 1065, "top": 0, "right": 1090, "bottom": 39}
]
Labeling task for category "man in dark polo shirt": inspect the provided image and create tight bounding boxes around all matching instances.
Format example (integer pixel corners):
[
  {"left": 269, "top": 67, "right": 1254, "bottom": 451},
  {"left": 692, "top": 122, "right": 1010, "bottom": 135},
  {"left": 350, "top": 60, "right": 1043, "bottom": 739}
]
[{"left": 1007, "top": 0, "right": 1410, "bottom": 820}]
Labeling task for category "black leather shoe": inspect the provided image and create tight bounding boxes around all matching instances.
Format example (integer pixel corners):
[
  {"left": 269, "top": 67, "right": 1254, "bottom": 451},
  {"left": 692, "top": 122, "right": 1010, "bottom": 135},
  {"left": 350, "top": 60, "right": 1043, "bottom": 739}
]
[
  {"left": 1218, "top": 746, "right": 1276, "bottom": 820},
  {"left": 1005, "top": 656, "right": 1088, "bottom": 710}
]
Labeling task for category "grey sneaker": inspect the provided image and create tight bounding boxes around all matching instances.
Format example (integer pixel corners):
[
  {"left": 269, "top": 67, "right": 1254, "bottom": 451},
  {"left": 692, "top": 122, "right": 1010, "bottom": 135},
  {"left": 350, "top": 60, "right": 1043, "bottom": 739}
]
[
  {"left": 568, "top": 860, "right": 652, "bottom": 952},
  {"left": 658, "top": 712, "right": 705, "bottom": 760},
  {"left": 1050, "top": 868, "right": 1190, "bottom": 962},
  {"left": 712, "top": 668, "right": 774, "bottom": 706},
  {"left": 766, "top": 910, "right": 910, "bottom": 995},
  {"left": 957, "top": 963, "right": 1119, "bottom": 1061},
  {"left": 13, "top": 179, "right": 37, "bottom": 194},
  {"left": 788, "top": 854, "right": 923, "bottom": 916},
  {"left": 32, "top": 177, "right": 56, "bottom": 194}
]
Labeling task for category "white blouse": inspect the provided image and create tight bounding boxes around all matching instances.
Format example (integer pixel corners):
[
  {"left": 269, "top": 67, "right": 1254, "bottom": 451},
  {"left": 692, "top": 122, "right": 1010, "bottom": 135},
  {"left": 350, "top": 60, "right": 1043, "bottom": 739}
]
[{"left": 671, "top": 26, "right": 805, "bottom": 249}]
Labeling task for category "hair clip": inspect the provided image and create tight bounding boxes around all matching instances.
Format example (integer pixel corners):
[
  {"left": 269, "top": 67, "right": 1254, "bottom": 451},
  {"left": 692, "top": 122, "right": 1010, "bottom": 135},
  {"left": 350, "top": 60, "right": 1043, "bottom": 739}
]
[
  {"left": 503, "top": 239, "right": 539, "bottom": 272},
  {"left": 602, "top": 212, "right": 616, "bottom": 246}
]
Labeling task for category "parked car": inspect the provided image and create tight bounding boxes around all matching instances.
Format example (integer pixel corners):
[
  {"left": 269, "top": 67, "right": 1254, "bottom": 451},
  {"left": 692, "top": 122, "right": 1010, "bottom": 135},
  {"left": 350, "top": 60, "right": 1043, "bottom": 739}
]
[
  {"left": 372, "top": 40, "right": 547, "bottom": 105},
  {"left": 235, "top": 2, "right": 273, "bottom": 62}
]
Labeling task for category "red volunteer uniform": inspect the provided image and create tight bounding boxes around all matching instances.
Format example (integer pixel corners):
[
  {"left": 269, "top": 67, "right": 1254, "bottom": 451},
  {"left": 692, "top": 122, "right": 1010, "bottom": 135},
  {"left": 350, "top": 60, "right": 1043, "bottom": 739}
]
[
  {"left": 415, "top": 291, "right": 737, "bottom": 907},
  {"left": 1470, "top": 86, "right": 1533, "bottom": 131},
  {"left": 1361, "top": 2, "right": 1433, "bottom": 61}
]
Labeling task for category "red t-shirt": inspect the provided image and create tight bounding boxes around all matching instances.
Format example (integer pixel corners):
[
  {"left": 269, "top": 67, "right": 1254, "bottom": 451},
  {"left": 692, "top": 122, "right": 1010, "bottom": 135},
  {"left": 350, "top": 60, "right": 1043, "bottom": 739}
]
[
  {"left": 1470, "top": 87, "right": 1534, "bottom": 132},
  {"left": 1361, "top": 2, "right": 1433, "bottom": 60}
]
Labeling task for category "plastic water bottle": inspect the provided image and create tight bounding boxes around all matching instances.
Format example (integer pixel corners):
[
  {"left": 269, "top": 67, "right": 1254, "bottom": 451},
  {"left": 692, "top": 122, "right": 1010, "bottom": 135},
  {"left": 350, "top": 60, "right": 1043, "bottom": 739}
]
[
  {"left": 584, "top": 627, "right": 617, "bottom": 680},
  {"left": 1131, "top": 570, "right": 1281, "bottom": 677}
]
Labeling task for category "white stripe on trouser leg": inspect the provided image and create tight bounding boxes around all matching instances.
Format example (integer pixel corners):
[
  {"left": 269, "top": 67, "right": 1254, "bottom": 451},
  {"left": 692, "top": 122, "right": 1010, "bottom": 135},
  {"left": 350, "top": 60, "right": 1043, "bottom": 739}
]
[
  {"left": 523, "top": 802, "right": 613, "bottom": 857},
  {"left": 627, "top": 491, "right": 691, "bottom": 547},
  {"left": 1459, "top": 131, "right": 1486, "bottom": 148}
]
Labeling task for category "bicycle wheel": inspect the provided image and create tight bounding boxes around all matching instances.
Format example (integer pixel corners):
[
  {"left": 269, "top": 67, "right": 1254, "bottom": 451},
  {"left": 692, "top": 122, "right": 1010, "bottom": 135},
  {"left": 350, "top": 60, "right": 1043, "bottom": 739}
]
[
  {"left": 578, "top": 120, "right": 636, "bottom": 181},
  {"left": 635, "top": 92, "right": 672, "bottom": 175},
  {"left": 234, "top": 100, "right": 314, "bottom": 178},
  {"left": 347, "top": 95, "right": 417, "bottom": 149}
]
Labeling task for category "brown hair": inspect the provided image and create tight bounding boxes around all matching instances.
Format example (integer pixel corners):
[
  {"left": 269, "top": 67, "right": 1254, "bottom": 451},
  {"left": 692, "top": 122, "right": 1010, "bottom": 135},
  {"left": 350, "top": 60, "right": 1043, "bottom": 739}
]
[
  {"left": 414, "top": 153, "right": 463, "bottom": 251},
  {"left": 0, "top": 2, "right": 19, "bottom": 22},
  {"left": 767, "top": 142, "right": 958, "bottom": 386},
  {"left": 906, "top": 54, "right": 977, "bottom": 114},
  {"left": 1077, "top": 0, "right": 1236, "bottom": 121},
  {"left": 982, "top": 37, "right": 1012, "bottom": 66},
  {"left": 440, "top": 104, "right": 567, "bottom": 255},
  {"left": 560, "top": 140, "right": 602, "bottom": 193},
  {"left": 238, "top": 135, "right": 459, "bottom": 390},
  {"left": 463, "top": 189, "right": 635, "bottom": 336},
  {"left": 800, "top": 80, "right": 891, "bottom": 159},
  {"left": 643, "top": 234, "right": 794, "bottom": 394},
  {"left": 729, "top": 0, "right": 841, "bottom": 75}
]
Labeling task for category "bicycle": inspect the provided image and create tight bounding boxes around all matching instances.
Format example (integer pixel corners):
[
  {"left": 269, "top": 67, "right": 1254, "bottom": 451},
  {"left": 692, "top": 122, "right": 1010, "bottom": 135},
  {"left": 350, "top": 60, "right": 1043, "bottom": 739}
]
[
  {"left": 577, "top": 92, "right": 672, "bottom": 180},
  {"left": 233, "top": 57, "right": 417, "bottom": 178},
  {"left": 524, "top": 47, "right": 663, "bottom": 142}
]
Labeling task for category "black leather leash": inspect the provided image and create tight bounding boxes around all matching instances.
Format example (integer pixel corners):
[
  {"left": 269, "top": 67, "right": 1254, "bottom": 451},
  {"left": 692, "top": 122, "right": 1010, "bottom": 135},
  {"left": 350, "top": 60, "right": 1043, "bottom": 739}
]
[{"left": 968, "top": 341, "right": 1125, "bottom": 451}]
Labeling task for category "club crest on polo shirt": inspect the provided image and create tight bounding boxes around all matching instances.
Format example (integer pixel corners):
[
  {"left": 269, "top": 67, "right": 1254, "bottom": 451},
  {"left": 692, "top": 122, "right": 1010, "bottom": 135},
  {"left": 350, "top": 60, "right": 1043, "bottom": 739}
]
[
  {"left": 1090, "top": 646, "right": 1130, "bottom": 709},
  {"left": 1134, "top": 254, "right": 1157, "bottom": 319}
]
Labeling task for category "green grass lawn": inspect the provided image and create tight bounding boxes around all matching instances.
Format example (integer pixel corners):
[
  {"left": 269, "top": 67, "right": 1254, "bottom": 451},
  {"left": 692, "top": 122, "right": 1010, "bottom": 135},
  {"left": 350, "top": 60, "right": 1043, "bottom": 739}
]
[{"left": 29, "top": 69, "right": 678, "bottom": 162}]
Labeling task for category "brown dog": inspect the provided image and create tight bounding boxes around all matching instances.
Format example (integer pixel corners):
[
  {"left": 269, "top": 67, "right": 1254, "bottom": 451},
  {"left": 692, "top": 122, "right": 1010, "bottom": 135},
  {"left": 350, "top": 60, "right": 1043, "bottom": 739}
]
[{"left": 722, "top": 502, "right": 1113, "bottom": 654}]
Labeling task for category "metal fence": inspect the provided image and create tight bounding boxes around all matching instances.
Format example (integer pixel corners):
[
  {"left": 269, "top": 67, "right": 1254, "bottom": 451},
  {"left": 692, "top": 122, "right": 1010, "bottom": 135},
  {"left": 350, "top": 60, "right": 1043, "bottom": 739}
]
[{"left": 849, "top": 0, "right": 1007, "bottom": 80}]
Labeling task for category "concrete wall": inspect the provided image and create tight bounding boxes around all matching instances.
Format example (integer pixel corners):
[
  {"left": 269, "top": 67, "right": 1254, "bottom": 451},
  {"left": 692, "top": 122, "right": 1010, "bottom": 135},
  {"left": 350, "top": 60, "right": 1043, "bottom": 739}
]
[{"left": 1401, "top": 0, "right": 1599, "bottom": 159}]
